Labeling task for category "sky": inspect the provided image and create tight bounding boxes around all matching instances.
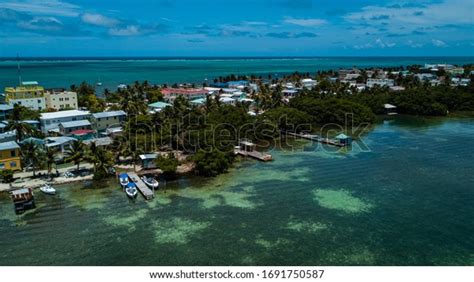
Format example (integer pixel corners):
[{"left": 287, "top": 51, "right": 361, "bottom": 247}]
[{"left": 0, "top": 0, "right": 473, "bottom": 57}]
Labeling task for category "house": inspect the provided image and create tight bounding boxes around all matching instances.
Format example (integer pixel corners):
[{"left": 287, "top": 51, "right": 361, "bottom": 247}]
[
  {"left": 44, "top": 90, "right": 78, "bottom": 110},
  {"left": 148, "top": 101, "right": 172, "bottom": 113},
  {"left": 4, "top": 81, "right": 46, "bottom": 110},
  {"left": 301, "top": 78, "right": 318, "bottom": 89},
  {"left": 384, "top": 104, "right": 398, "bottom": 115},
  {"left": 335, "top": 134, "right": 352, "bottom": 146},
  {"left": 44, "top": 136, "right": 76, "bottom": 154},
  {"left": 0, "top": 141, "right": 21, "bottom": 171},
  {"left": 91, "top": 110, "right": 127, "bottom": 132},
  {"left": 367, "top": 79, "right": 394, "bottom": 88},
  {"left": 40, "top": 109, "right": 91, "bottom": 133},
  {"left": 139, "top": 153, "right": 158, "bottom": 169},
  {"left": 0, "top": 104, "right": 13, "bottom": 121},
  {"left": 59, "top": 120, "right": 93, "bottom": 135}
]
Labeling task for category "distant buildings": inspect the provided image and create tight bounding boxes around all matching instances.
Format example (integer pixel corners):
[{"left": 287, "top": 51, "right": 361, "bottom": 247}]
[
  {"left": 161, "top": 88, "right": 209, "bottom": 102},
  {"left": 0, "top": 104, "right": 13, "bottom": 121},
  {"left": 59, "top": 120, "right": 93, "bottom": 135},
  {"left": 0, "top": 141, "right": 21, "bottom": 171},
  {"left": 367, "top": 78, "right": 394, "bottom": 88},
  {"left": 4, "top": 82, "right": 78, "bottom": 111}
]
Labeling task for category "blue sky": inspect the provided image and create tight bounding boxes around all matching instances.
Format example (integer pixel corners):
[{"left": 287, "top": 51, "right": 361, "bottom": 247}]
[{"left": 0, "top": 0, "right": 473, "bottom": 56}]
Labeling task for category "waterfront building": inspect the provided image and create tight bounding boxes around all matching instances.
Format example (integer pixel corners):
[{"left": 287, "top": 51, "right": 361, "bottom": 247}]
[
  {"left": 44, "top": 136, "right": 76, "bottom": 154},
  {"left": 40, "top": 109, "right": 91, "bottom": 133},
  {"left": 366, "top": 78, "right": 395, "bottom": 88},
  {"left": 59, "top": 120, "right": 93, "bottom": 135},
  {"left": 0, "top": 141, "right": 21, "bottom": 171},
  {"left": 0, "top": 131, "right": 16, "bottom": 143},
  {"left": 44, "top": 90, "right": 78, "bottom": 110},
  {"left": 448, "top": 67, "right": 465, "bottom": 76},
  {"left": 335, "top": 134, "right": 352, "bottom": 146},
  {"left": 0, "top": 104, "right": 13, "bottom": 121},
  {"left": 4, "top": 81, "right": 46, "bottom": 110},
  {"left": 91, "top": 110, "right": 127, "bottom": 132}
]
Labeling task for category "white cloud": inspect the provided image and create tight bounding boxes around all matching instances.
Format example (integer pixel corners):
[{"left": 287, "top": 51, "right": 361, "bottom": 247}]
[
  {"left": 345, "top": 0, "right": 474, "bottom": 29},
  {"left": 17, "top": 16, "right": 63, "bottom": 31},
  {"left": 432, "top": 39, "right": 448, "bottom": 47},
  {"left": 0, "top": 0, "right": 80, "bottom": 17},
  {"left": 283, "top": 18, "right": 327, "bottom": 27},
  {"left": 108, "top": 25, "right": 140, "bottom": 36},
  {"left": 81, "top": 13, "right": 119, "bottom": 27}
]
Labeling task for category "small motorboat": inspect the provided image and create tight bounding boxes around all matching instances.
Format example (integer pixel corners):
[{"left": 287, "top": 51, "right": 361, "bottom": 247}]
[
  {"left": 118, "top": 173, "right": 129, "bottom": 187},
  {"left": 125, "top": 183, "right": 138, "bottom": 199},
  {"left": 40, "top": 184, "right": 56, "bottom": 195},
  {"left": 141, "top": 176, "right": 159, "bottom": 189}
]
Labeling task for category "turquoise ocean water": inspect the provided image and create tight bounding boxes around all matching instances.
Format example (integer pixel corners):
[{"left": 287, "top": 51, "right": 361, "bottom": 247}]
[
  {"left": 0, "top": 57, "right": 472, "bottom": 94},
  {"left": 0, "top": 117, "right": 473, "bottom": 265}
]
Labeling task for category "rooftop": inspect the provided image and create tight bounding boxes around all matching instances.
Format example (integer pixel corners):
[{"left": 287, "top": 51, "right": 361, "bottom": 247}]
[
  {"left": 59, "top": 119, "right": 91, "bottom": 128},
  {"left": 0, "top": 104, "right": 13, "bottom": 111},
  {"left": 40, "top": 110, "right": 90, "bottom": 120},
  {"left": 0, "top": 141, "right": 20, "bottom": 151},
  {"left": 139, "top": 153, "right": 158, "bottom": 160},
  {"left": 92, "top": 110, "right": 126, "bottom": 119},
  {"left": 21, "top": 81, "right": 39, "bottom": 86},
  {"left": 45, "top": 136, "right": 76, "bottom": 147},
  {"left": 149, "top": 101, "right": 172, "bottom": 108}
]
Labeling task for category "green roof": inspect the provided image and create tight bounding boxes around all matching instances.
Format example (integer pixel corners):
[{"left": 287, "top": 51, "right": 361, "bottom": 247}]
[{"left": 336, "top": 133, "right": 349, "bottom": 139}]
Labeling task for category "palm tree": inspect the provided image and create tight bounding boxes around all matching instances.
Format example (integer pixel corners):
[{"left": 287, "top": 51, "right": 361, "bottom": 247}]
[
  {"left": 86, "top": 141, "right": 100, "bottom": 172},
  {"left": 65, "top": 140, "right": 85, "bottom": 172},
  {"left": 6, "top": 120, "right": 33, "bottom": 141},
  {"left": 20, "top": 142, "right": 44, "bottom": 177},
  {"left": 45, "top": 147, "right": 58, "bottom": 176},
  {"left": 86, "top": 143, "right": 114, "bottom": 179}
]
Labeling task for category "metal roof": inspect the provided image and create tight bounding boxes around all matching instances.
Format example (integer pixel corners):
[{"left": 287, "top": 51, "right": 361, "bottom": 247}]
[
  {"left": 148, "top": 101, "right": 172, "bottom": 108},
  {"left": 0, "top": 104, "right": 13, "bottom": 111},
  {"left": 0, "top": 141, "right": 20, "bottom": 151},
  {"left": 139, "top": 153, "right": 158, "bottom": 160},
  {"left": 92, "top": 110, "right": 126, "bottom": 119},
  {"left": 59, "top": 119, "right": 91, "bottom": 128},
  {"left": 40, "top": 110, "right": 90, "bottom": 120}
]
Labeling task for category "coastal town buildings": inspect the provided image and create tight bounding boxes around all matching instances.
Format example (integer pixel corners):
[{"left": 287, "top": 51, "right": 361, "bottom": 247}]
[
  {"left": 44, "top": 90, "right": 78, "bottom": 110},
  {"left": 0, "top": 141, "right": 21, "bottom": 171},
  {"left": 4, "top": 81, "right": 46, "bottom": 110},
  {"left": 161, "top": 88, "right": 209, "bottom": 102},
  {"left": 39, "top": 109, "right": 91, "bottom": 133},
  {"left": 91, "top": 110, "right": 127, "bottom": 132},
  {"left": 59, "top": 120, "right": 93, "bottom": 135},
  {"left": 367, "top": 78, "right": 395, "bottom": 88},
  {"left": 0, "top": 104, "right": 13, "bottom": 121}
]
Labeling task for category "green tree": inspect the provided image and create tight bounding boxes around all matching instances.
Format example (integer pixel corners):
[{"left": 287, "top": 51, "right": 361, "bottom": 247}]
[
  {"left": 193, "top": 149, "right": 234, "bottom": 177},
  {"left": 20, "top": 142, "right": 44, "bottom": 177},
  {"left": 155, "top": 153, "right": 179, "bottom": 179},
  {"left": 65, "top": 140, "right": 86, "bottom": 171}
]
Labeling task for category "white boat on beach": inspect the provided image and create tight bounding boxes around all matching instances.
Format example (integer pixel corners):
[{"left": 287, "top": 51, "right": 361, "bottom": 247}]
[
  {"left": 40, "top": 184, "right": 56, "bottom": 195},
  {"left": 141, "top": 176, "right": 159, "bottom": 189}
]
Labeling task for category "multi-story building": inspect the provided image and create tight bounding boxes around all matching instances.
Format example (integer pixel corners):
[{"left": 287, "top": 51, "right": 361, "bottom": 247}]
[
  {"left": 39, "top": 109, "right": 90, "bottom": 134},
  {"left": 161, "top": 88, "right": 209, "bottom": 102},
  {"left": 0, "top": 141, "right": 21, "bottom": 171},
  {"left": 4, "top": 81, "right": 46, "bottom": 110},
  {"left": 45, "top": 90, "right": 78, "bottom": 110},
  {"left": 91, "top": 110, "right": 127, "bottom": 132},
  {"left": 0, "top": 104, "right": 13, "bottom": 121}
]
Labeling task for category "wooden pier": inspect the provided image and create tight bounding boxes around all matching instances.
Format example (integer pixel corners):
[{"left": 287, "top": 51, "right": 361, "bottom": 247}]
[
  {"left": 284, "top": 132, "right": 349, "bottom": 147},
  {"left": 128, "top": 172, "right": 154, "bottom": 200},
  {"left": 235, "top": 139, "right": 273, "bottom": 161}
]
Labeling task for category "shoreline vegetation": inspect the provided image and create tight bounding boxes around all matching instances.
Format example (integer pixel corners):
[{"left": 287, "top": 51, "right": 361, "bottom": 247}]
[{"left": 1, "top": 63, "right": 473, "bottom": 193}]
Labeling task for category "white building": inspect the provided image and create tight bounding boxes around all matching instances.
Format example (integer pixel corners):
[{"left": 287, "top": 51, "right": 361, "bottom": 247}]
[
  {"left": 40, "top": 109, "right": 90, "bottom": 134},
  {"left": 45, "top": 90, "right": 78, "bottom": 110},
  {"left": 301, "top": 78, "right": 318, "bottom": 89},
  {"left": 366, "top": 78, "right": 395, "bottom": 88}
]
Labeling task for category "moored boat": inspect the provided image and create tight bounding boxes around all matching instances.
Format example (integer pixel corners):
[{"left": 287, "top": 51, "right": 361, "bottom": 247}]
[
  {"left": 125, "top": 183, "right": 138, "bottom": 199},
  {"left": 141, "top": 176, "right": 159, "bottom": 189},
  {"left": 118, "top": 173, "right": 129, "bottom": 187},
  {"left": 40, "top": 184, "right": 56, "bottom": 195}
]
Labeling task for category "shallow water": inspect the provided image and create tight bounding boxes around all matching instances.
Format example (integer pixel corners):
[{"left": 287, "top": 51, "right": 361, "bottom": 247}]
[{"left": 0, "top": 116, "right": 473, "bottom": 265}]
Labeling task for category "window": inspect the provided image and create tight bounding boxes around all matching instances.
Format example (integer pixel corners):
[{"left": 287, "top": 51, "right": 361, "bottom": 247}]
[
  {"left": 10, "top": 150, "right": 16, "bottom": 157},
  {"left": 10, "top": 161, "right": 17, "bottom": 168},
  {"left": 0, "top": 163, "right": 4, "bottom": 169}
]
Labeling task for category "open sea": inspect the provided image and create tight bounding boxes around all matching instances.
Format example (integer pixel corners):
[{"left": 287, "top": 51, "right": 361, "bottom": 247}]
[
  {"left": 0, "top": 116, "right": 473, "bottom": 265},
  {"left": 0, "top": 57, "right": 473, "bottom": 95}
]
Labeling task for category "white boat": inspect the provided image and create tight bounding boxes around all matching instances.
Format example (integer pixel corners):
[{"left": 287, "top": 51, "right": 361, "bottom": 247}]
[
  {"left": 40, "top": 184, "right": 56, "bottom": 195},
  {"left": 141, "top": 176, "right": 159, "bottom": 189},
  {"left": 118, "top": 173, "right": 129, "bottom": 187},
  {"left": 96, "top": 77, "right": 102, "bottom": 86},
  {"left": 125, "top": 183, "right": 138, "bottom": 199}
]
